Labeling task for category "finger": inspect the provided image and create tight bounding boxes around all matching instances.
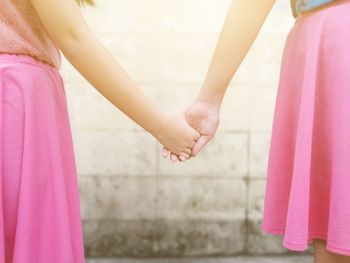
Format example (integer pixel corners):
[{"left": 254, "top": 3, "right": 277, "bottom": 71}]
[
  {"left": 179, "top": 155, "right": 187, "bottom": 162},
  {"left": 179, "top": 152, "right": 191, "bottom": 160},
  {"left": 170, "top": 153, "right": 179, "bottom": 162},
  {"left": 181, "top": 147, "right": 192, "bottom": 156},
  {"left": 191, "top": 136, "right": 210, "bottom": 157},
  {"left": 186, "top": 137, "right": 198, "bottom": 148},
  {"left": 192, "top": 130, "right": 201, "bottom": 141},
  {"left": 162, "top": 148, "right": 170, "bottom": 158}
]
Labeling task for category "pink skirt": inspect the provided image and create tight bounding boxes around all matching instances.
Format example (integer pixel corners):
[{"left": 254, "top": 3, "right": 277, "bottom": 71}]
[
  {"left": 261, "top": 0, "right": 350, "bottom": 256},
  {"left": 0, "top": 54, "right": 85, "bottom": 262}
]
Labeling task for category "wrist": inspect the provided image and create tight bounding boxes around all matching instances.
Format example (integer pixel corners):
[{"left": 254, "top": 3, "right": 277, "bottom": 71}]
[
  {"left": 146, "top": 111, "right": 167, "bottom": 141},
  {"left": 196, "top": 89, "right": 224, "bottom": 108}
]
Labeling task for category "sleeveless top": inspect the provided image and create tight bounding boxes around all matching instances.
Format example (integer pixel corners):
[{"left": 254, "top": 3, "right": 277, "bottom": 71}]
[
  {"left": 291, "top": 0, "right": 338, "bottom": 17},
  {"left": 0, "top": 0, "right": 61, "bottom": 69}
]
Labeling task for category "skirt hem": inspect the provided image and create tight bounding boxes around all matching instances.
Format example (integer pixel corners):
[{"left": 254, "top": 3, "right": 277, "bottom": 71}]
[{"left": 260, "top": 224, "right": 350, "bottom": 256}]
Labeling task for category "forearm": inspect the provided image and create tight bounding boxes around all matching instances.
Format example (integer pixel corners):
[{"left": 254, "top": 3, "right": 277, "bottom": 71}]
[
  {"left": 198, "top": 0, "right": 276, "bottom": 105},
  {"left": 61, "top": 32, "right": 165, "bottom": 137},
  {"left": 29, "top": 0, "right": 201, "bottom": 155}
]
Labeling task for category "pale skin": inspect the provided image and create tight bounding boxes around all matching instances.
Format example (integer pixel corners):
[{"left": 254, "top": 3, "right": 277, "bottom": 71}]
[
  {"left": 29, "top": 0, "right": 200, "bottom": 156},
  {"left": 163, "top": 0, "right": 350, "bottom": 262}
]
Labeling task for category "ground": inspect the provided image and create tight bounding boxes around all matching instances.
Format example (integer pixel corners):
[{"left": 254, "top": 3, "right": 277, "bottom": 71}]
[{"left": 86, "top": 256, "right": 313, "bottom": 263}]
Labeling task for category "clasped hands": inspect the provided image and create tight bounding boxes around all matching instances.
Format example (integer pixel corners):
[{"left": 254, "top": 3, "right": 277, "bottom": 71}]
[{"left": 159, "top": 98, "right": 220, "bottom": 162}]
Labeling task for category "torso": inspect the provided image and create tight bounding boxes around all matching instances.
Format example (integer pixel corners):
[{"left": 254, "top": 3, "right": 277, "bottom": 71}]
[{"left": 0, "top": 0, "right": 61, "bottom": 69}]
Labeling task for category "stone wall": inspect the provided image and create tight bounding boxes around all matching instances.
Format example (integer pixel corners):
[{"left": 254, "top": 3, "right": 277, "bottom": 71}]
[{"left": 60, "top": 0, "right": 302, "bottom": 257}]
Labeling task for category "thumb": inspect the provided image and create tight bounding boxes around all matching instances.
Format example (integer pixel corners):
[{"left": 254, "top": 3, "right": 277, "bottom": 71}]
[{"left": 191, "top": 135, "right": 210, "bottom": 157}]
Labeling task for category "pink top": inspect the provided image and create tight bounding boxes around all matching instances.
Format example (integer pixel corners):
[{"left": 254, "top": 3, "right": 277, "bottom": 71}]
[{"left": 0, "top": 0, "right": 61, "bottom": 69}]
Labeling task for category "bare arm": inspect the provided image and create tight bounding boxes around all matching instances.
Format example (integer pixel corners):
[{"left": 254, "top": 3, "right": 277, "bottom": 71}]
[
  {"left": 198, "top": 0, "right": 277, "bottom": 106},
  {"left": 163, "top": 0, "right": 277, "bottom": 160},
  {"left": 30, "top": 0, "right": 200, "bottom": 155}
]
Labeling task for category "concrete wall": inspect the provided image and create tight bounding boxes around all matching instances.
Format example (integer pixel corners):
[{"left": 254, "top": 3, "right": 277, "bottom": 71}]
[{"left": 60, "top": 0, "right": 299, "bottom": 257}]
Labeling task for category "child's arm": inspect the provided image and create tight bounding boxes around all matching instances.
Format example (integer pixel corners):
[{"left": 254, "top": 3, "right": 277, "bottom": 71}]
[
  {"left": 197, "top": 0, "right": 277, "bottom": 106},
  {"left": 30, "top": 0, "right": 199, "bottom": 156},
  {"left": 164, "top": 0, "right": 277, "bottom": 159}
]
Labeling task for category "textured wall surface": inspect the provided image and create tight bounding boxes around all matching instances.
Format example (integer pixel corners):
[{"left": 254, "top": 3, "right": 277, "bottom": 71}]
[{"left": 60, "top": 0, "right": 301, "bottom": 257}]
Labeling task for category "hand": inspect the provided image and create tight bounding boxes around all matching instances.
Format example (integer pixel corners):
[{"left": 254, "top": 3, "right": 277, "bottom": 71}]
[
  {"left": 163, "top": 99, "right": 220, "bottom": 162},
  {"left": 155, "top": 109, "right": 201, "bottom": 156}
]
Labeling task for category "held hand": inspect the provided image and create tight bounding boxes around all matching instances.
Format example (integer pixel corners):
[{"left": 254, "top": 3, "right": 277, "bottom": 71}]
[
  {"left": 163, "top": 99, "right": 220, "bottom": 161},
  {"left": 155, "top": 109, "right": 200, "bottom": 156},
  {"left": 186, "top": 99, "right": 220, "bottom": 156}
]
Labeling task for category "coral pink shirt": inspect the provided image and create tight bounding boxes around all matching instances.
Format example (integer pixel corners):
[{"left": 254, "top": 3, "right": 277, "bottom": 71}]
[{"left": 0, "top": 0, "right": 61, "bottom": 69}]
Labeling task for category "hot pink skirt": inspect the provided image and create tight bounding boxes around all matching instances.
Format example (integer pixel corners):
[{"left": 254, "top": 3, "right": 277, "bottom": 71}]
[
  {"left": 261, "top": 0, "right": 350, "bottom": 256},
  {"left": 0, "top": 54, "right": 85, "bottom": 262}
]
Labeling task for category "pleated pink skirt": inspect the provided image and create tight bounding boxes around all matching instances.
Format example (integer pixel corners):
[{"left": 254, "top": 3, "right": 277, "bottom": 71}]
[
  {"left": 0, "top": 54, "right": 85, "bottom": 262},
  {"left": 261, "top": 0, "right": 350, "bottom": 256}
]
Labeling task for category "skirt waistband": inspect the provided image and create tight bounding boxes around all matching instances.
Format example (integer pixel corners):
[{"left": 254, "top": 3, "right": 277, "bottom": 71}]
[{"left": 0, "top": 53, "right": 58, "bottom": 73}]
